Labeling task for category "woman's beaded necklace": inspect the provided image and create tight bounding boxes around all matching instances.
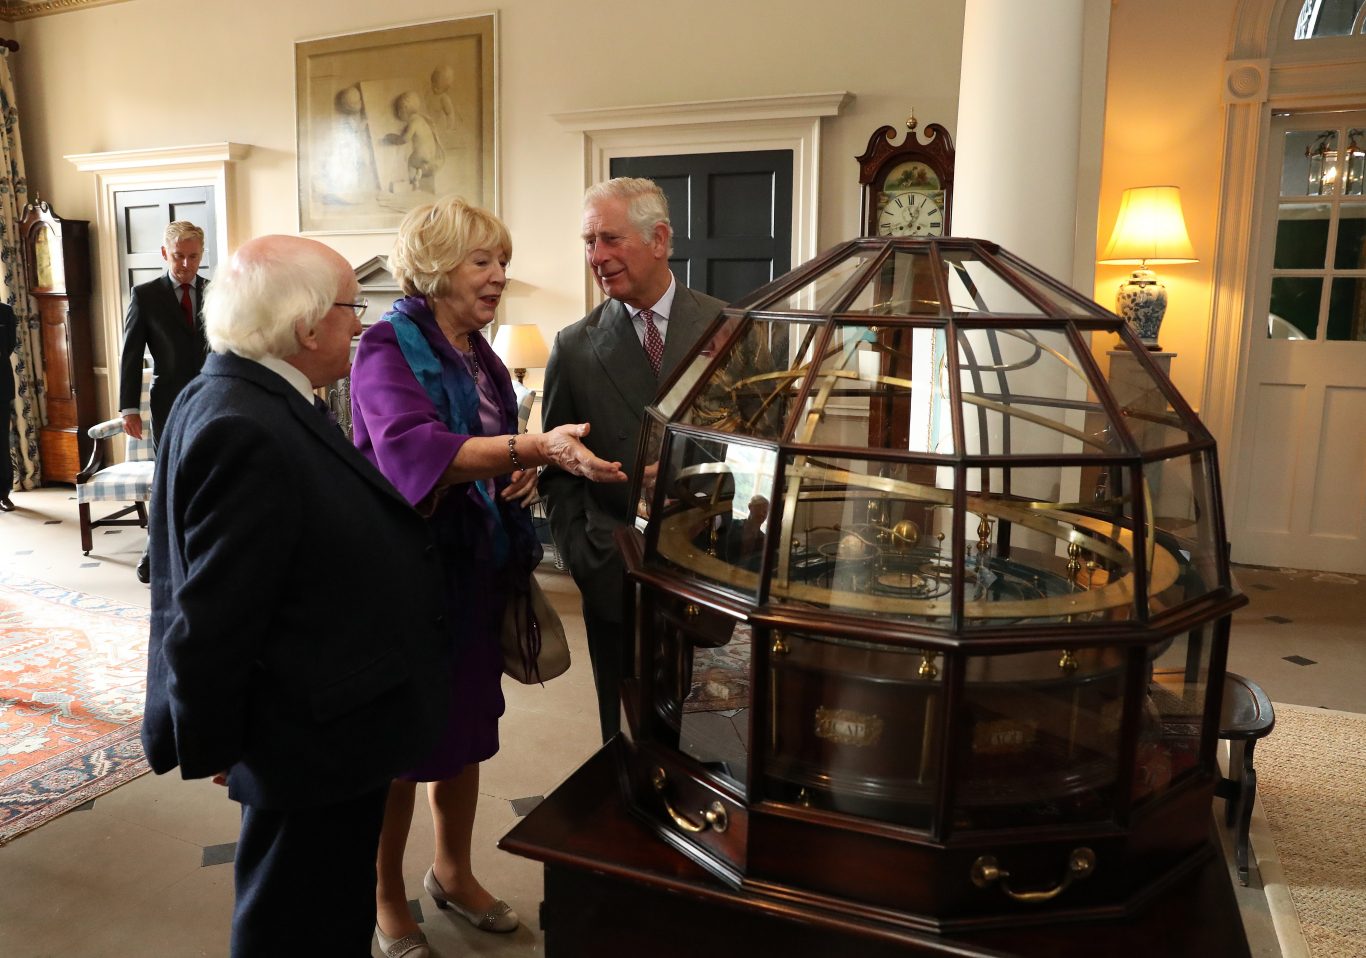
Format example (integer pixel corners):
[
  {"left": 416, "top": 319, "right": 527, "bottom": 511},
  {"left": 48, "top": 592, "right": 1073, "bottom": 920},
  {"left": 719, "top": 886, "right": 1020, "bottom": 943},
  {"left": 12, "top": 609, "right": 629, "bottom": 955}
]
[{"left": 467, "top": 333, "right": 480, "bottom": 384}]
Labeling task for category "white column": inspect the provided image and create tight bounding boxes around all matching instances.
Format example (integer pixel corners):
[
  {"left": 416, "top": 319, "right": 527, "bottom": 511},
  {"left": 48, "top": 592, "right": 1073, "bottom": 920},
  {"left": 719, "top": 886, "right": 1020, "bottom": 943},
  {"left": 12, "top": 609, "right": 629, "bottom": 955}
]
[{"left": 954, "top": 0, "right": 1088, "bottom": 283}]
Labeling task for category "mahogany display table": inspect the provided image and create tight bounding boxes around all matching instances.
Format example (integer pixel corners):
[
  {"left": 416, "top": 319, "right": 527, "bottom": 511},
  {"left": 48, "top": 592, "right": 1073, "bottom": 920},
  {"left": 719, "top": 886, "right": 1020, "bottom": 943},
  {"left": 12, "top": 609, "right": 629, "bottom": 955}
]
[{"left": 501, "top": 740, "right": 1253, "bottom": 958}]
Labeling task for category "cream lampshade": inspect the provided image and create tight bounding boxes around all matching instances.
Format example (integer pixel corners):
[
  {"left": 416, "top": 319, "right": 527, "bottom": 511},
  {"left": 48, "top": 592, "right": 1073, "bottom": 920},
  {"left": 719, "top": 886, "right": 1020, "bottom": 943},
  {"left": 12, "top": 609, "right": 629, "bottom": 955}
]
[
  {"left": 1098, "top": 186, "right": 1197, "bottom": 350},
  {"left": 491, "top": 323, "right": 550, "bottom": 384}
]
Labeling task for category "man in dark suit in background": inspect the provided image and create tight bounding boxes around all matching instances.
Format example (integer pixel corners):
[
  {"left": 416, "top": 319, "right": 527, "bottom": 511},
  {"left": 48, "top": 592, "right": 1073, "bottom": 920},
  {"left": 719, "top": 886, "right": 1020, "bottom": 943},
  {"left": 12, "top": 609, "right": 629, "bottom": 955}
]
[
  {"left": 119, "top": 220, "right": 210, "bottom": 581},
  {"left": 541, "top": 177, "right": 724, "bottom": 742},
  {"left": 1, "top": 301, "right": 16, "bottom": 512},
  {"left": 141, "top": 233, "right": 450, "bottom": 958}
]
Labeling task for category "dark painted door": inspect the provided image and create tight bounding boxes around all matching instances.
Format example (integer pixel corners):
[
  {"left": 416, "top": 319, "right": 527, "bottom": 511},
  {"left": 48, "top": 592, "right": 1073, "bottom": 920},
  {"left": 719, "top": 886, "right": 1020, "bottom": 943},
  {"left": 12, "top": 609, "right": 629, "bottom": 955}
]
[
  {"left": 113, "top": 186, "right": 217, "bottom": 318},
  {"left": 611, "top": 150, "right": 792, "bottom": 304}
]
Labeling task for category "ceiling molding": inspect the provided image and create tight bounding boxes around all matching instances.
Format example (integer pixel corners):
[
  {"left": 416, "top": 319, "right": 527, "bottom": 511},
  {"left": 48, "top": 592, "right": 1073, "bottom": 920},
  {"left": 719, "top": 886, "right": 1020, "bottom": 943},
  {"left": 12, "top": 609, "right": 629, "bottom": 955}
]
[{"left": 0, "top": 0, "right": 133, "bottom": 21}]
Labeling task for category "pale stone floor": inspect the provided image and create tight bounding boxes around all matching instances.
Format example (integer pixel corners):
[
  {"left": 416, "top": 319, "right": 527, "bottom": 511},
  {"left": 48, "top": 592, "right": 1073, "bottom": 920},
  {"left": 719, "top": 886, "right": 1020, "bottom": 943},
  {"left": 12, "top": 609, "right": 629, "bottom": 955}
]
[{"left": 4, "top": 485, "right": 1360, "bottom": 957}]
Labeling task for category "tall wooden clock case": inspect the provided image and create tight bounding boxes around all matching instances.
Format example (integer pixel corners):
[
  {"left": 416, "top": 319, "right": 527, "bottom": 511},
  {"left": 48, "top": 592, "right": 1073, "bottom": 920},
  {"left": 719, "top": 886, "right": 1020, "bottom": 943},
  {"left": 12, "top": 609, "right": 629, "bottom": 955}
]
[
  {"left": 857, "top": 113, "right": 955, "bottom": 237},
  {"left": 20, "top": 199, "right": 96, "bottom": 484}
]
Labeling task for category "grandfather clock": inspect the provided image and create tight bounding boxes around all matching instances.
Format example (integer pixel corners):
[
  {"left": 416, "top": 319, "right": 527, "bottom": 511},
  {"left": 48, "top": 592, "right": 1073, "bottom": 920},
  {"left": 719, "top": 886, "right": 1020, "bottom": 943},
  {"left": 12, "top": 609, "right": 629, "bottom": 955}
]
[{"left": 21, "top": 198, "right": 96, "bottom": 484}]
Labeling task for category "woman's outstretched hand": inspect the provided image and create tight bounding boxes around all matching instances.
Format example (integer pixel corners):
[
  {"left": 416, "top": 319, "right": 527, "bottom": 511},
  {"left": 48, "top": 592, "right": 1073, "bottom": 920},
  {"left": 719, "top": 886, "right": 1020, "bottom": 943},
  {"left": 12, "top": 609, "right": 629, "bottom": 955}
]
[{"left": 541, "top": 423, "right": 627, "bottom": 483}]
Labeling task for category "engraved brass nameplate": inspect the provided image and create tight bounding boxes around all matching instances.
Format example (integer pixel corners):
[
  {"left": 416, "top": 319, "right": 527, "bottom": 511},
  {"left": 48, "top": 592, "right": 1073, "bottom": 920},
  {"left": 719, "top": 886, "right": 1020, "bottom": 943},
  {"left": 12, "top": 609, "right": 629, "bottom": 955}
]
[
  {"left": 972, "top": 719, "right": 1038, "bottom": 754},
  {"left": 814, "top": 706, "right": 884, "bottom": 748}
]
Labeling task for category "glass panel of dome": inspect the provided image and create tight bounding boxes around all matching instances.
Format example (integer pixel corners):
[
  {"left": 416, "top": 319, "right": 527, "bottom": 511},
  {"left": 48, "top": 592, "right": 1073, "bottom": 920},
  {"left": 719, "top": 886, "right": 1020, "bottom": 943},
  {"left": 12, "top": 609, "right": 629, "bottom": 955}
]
[
  {"left": 649, "top": 431, "right": 778, "bottom": 598},
  {"left": 991, "top": 249, "right": 1103, "bottom": 317},
  {"left": 678, "top": 316, "right": 825, "bottom": 440},
  {"left": 957, "top": 327, "right": 1124, "bottom": 458},
  {"left": 656, "top": 313, "right": 746, "bottom": 419},
  {"left": 764, "top": 628, "right": 944, "bottom": 830},
  {"left": 634, "top": 410, "right": 668, "bottom": 522},
  {"left": 1136, "top": 623, "right": 1215, "bottom": 808},
  {"left": 1092, "top": 330, "right": 1208, "bottom": 451},
  {"left": 1145, "top": 451, "right": 1225, "bottom": 613},
  {"left": 941, "top": 249, "right": 1043, "bottom": 314},
  {"left": 769, "top": 248, "right": 880, "bottom": 312},
  {"left": 642, "top": 590, "right": 750, "bottom": 795},
  {"left": 952, "top": 645, "right": 1127, "bottom": 829},
  {"left": 962, "top": 465, "right": 1139, "bottom": 627},
  {"left": 770, "top": 454, "right": 956, "bottom": 625},
  {"left": 841, "top": 249, "right": 943, "bottom": 315},
  {"left": 794, "top": 324, "right": 954, "bottom": 454}
]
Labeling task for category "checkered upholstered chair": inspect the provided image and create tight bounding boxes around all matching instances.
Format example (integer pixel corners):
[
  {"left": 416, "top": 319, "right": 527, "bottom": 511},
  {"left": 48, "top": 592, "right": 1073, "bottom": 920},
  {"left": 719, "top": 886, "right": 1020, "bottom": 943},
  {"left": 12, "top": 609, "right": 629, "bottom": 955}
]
[
  {"left": 516, "top": 387, "right": 536, "bottom": 434},
  {"left": 76, "top": 368, "right": 155, "bottom": 555}
]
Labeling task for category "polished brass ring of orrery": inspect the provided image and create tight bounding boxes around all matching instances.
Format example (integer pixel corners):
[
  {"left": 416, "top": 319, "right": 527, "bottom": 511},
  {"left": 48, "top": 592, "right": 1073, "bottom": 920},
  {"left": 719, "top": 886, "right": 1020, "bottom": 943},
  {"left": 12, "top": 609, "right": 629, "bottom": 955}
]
[{"left": 655, "top": 462, "right": 1177, "bottom": 619}]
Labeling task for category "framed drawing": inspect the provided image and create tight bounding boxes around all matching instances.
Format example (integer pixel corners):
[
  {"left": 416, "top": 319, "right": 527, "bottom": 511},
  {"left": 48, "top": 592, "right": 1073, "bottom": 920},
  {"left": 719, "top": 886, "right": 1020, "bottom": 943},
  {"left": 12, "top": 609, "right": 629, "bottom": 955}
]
[{"left": 295, "top": 14, "right": 496, "bottom": 234}]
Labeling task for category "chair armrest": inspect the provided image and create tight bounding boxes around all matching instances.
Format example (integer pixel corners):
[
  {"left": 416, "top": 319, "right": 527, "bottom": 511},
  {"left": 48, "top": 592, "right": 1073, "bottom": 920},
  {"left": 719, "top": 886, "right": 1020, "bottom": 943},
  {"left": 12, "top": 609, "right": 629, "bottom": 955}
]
[
  {"left": 87, "top": 417, "right": 125, "bottom": 440},
  {"left": 77, "top": 421, "right": 122, "bottom": 483}
]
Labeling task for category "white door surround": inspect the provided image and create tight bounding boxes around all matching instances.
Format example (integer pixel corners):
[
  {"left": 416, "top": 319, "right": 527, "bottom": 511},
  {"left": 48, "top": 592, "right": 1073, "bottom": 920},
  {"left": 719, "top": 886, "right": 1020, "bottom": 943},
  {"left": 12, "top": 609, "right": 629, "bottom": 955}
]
[{"left": 1208, "top": 0, "right": 1366, "bottom": 572}]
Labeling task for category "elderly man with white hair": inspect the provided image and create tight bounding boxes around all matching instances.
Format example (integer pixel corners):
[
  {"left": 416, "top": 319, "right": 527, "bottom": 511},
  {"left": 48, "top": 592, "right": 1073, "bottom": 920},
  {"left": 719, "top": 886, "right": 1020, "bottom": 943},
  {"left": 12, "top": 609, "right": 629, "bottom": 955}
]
[{"left": 140, "top": 234, "right": 451, "bottom": 957}]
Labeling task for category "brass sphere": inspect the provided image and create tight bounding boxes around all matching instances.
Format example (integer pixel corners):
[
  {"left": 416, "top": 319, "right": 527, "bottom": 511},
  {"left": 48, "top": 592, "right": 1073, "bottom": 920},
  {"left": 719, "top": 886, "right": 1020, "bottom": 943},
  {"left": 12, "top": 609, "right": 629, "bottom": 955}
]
[{"left": 891, "top": 519, "right": 921, "bottom": 552}]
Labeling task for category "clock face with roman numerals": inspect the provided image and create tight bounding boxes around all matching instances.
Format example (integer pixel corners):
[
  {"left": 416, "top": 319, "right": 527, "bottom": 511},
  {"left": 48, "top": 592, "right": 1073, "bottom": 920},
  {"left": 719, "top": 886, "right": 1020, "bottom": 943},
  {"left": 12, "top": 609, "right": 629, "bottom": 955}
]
[{"left": 877, "top": 190, "right": 945, "bottom": 236}]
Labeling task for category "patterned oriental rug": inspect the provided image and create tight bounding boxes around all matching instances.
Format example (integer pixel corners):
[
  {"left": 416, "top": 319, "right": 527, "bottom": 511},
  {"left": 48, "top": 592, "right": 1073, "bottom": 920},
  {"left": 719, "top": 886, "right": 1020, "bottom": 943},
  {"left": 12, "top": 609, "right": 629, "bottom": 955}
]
[
  {"left": 0, "top": 572, "right": 150, "bottom": 845},
  {"left": 1253, "top": 704, "right": 1366, "bottom": 958}
]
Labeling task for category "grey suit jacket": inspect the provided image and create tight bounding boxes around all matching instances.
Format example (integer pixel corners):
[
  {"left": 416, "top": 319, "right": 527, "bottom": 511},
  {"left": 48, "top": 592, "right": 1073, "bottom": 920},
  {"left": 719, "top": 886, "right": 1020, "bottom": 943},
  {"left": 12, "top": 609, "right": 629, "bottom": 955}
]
[{"left": 541, "top": 282, "right": 725, "bottom": 623}]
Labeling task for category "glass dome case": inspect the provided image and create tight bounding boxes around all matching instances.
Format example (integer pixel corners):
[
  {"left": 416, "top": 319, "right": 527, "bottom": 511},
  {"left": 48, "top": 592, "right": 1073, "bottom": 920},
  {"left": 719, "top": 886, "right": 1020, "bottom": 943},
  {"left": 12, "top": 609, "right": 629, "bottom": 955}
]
[{"left": 616, "top": 236, "right": 1247, "bottom": 932}]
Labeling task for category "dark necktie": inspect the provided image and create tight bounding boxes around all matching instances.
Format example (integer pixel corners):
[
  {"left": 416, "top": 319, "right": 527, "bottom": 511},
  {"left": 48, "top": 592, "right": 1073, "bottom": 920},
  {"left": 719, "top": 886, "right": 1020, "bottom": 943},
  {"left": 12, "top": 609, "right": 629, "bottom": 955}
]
[
  {"left": 180, "top": 285, "right": 195, "bottom": 329},
  {"left": 641, "top": 308, "right": 664, "bottom": 377}
]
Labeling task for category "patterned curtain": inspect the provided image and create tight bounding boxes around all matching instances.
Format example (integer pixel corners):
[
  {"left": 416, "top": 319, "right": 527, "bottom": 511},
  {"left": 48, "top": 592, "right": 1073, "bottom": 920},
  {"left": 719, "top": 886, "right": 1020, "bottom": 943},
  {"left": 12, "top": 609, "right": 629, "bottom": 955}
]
[{"left": 0, "top": 49, "right": 40, "bottom": 490}]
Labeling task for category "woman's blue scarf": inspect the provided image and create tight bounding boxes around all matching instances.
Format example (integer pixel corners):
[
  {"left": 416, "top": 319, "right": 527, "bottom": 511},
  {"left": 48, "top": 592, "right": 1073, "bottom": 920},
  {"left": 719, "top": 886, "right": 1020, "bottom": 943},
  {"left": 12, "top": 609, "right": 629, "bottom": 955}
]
[{"left": 382, "top": 297, "right": 518, "bottom": 566}]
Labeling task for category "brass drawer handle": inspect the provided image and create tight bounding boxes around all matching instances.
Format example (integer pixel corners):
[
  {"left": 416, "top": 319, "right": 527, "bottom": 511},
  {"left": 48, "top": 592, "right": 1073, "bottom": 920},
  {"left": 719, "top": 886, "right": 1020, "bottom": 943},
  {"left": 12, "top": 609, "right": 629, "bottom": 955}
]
[
  {"left": 651, "top": 767, "right": 729, "bottom": 834},
  {"left": 970, "top": 847, "right": 1096, "bottom": 903}
]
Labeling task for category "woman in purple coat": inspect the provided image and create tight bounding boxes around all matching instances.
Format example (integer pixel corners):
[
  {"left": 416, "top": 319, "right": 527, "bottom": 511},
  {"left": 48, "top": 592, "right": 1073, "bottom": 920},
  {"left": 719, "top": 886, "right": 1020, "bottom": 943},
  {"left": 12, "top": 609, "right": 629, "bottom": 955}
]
[{"left": 351, "top": 196, "right": 625, "bottom": 958}]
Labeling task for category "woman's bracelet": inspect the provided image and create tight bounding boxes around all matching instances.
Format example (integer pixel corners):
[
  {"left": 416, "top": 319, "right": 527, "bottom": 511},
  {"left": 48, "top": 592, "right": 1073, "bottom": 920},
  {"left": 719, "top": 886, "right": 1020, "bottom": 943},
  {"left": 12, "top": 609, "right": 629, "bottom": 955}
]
[{"left": 507, "top": 434, "right": 525, "bottom": 471}]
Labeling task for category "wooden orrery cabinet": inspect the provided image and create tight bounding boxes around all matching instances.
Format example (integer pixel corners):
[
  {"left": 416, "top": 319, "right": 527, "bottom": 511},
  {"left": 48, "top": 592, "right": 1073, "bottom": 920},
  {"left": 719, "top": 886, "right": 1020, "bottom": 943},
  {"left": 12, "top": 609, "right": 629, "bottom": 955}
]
[{"left": 505, "top": 236, "right": 1251, "bottom": 957}]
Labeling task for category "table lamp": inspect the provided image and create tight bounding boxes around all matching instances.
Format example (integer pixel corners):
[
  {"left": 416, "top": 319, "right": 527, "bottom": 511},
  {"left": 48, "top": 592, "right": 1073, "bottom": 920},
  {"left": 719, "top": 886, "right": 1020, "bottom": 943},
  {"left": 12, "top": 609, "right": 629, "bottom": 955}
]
[
  {"left": 491, "top": 323, "right": 550, "bottom": 385},
  {"left": 1098, "top": 185, "right": 1197, "bottom": 350}
]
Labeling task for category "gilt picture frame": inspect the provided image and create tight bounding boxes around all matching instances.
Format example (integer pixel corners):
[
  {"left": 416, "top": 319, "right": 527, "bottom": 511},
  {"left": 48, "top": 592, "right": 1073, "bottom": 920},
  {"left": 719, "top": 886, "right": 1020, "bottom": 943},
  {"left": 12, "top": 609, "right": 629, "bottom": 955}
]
[{"left": 295, "top": 14, "right": 497, "bottom": 234}]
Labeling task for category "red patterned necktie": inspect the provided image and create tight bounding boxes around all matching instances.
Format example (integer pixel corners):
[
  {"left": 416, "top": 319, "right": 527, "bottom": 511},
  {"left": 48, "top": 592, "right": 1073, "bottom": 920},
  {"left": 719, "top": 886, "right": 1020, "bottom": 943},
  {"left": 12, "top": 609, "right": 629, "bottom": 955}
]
[
  {"left": 641, "top": 308, "right": 664, "bottom": 377},
  {"left": 180, "top": 284, "right": 195, "bottom": 329}
]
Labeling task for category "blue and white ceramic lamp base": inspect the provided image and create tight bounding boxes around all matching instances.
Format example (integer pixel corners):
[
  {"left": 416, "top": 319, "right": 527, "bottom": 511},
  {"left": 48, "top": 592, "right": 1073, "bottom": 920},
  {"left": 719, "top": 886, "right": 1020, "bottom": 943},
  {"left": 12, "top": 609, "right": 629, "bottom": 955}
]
[{"left": 1115, "top": 268, "right": 1167, "bottom": 351}]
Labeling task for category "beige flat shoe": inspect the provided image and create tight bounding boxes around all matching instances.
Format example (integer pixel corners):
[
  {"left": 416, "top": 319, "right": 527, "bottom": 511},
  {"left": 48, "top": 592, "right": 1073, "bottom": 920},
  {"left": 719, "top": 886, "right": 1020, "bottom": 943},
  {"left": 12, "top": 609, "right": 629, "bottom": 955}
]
[
  {"left": 375, "top": 924, "right": 430, "bottom": 958},
  {"left": 423, "top": 866, "right": 519, "bottom": 933}
]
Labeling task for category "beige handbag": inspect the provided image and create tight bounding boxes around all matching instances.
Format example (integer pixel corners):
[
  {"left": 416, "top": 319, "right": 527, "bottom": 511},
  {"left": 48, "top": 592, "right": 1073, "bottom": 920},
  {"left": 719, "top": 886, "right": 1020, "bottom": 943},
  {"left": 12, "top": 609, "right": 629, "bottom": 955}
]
[{"left": 500, "top": 576, "right": 570, "bottom": 684}]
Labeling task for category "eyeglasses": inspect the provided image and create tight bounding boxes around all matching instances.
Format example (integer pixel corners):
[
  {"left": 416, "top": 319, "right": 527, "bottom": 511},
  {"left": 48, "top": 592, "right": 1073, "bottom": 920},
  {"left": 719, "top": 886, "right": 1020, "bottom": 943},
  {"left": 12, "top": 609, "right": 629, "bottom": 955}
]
[{"left": 334, "top": 298, "right": 369, "bottom": 318}]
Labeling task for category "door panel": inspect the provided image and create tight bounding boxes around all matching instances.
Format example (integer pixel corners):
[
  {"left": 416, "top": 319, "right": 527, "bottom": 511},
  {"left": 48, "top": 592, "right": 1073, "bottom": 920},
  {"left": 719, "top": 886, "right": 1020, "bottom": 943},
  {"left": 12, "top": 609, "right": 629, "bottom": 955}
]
[
  {"left": 1308, "top": 386, "right": 1366, "bottom": 538},
  {"left": 611, "top": 150, "right": 793, "bottom": 304},
  {"left": 1232, "top": 111, "right": 1366, "bottom": 572},
  {"left": 1244, "top": 383, "right": 1304, "bottom": 534}
]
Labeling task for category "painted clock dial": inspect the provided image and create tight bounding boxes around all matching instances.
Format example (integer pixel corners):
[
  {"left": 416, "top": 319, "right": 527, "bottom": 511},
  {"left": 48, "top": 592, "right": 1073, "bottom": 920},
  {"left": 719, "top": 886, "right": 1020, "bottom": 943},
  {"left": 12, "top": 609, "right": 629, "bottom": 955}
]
[{"left": 878, "top": 189, "right": 945, "bottom": 236}]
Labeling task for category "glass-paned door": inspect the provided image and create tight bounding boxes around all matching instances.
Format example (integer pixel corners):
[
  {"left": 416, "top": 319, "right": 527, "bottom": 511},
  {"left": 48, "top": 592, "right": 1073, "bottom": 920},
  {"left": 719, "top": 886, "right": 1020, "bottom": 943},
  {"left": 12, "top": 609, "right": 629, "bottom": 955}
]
[{"left": 1231, "top": 110, "right": 1366, "bottom": 573}]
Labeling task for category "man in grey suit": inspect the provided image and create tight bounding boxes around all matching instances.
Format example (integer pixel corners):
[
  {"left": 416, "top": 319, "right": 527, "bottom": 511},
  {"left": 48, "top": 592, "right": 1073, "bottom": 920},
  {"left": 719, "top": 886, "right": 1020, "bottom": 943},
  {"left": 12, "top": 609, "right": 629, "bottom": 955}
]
[{"left": 542, "top": 177, "right": 724, "bottom": 742}]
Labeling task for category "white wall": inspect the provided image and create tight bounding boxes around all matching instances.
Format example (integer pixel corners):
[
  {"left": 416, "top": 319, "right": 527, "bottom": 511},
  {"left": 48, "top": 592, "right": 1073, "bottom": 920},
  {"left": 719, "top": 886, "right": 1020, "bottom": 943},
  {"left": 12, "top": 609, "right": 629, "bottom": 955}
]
[{"left": 11, "top": 0, "right": 966, "bottom": 402}]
